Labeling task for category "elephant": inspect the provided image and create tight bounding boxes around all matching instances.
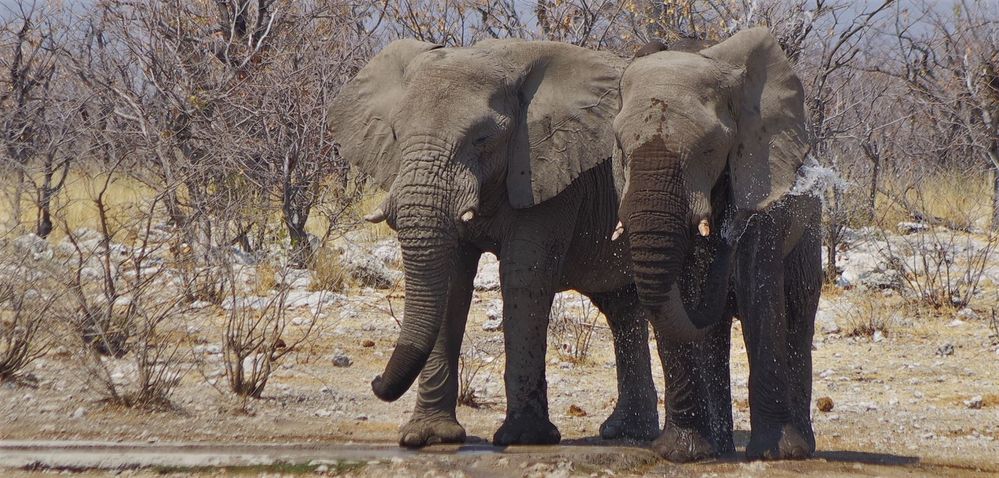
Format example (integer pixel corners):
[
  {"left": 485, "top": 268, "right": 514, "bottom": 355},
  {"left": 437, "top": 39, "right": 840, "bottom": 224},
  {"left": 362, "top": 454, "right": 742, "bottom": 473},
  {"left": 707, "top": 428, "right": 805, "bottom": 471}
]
[
  {"left": 329, "top": 39, "right": 660, "bottom": 447},
  {"left": 610, "top": 28, "right": 823, "bottom": 461}
]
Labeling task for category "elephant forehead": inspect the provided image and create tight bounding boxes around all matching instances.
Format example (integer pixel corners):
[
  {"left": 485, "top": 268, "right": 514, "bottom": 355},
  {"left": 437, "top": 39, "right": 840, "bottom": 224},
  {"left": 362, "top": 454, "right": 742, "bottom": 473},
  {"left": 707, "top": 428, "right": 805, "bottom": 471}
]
[
  {"left": 406, "top": 49, "right": 508, "bottom": 86},
  {"left": 622, "top": 52, "right": 733, "bottom": 102}
]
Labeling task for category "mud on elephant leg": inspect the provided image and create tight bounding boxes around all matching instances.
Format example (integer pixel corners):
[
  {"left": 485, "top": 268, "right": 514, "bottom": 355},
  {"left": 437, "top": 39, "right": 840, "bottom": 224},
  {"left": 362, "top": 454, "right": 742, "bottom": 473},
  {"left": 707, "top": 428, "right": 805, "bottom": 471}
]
[
  {"left": 652, "top": 331, "right": 716, "bottom": 462},
  {"left": 400, "top": 246, "right": 480, "bottom": 448},
  {"left": 492, "top": 246, "right": 562, "bottom": 446},
  {"left": 588, "top": 286, "right": 659, "bottom": 441}
]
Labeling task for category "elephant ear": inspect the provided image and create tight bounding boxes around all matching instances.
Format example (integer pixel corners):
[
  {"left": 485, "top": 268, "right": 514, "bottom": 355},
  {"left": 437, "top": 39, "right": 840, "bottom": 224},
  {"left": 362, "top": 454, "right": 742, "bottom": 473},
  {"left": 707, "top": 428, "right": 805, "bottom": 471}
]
[
  {"left": 495, "top": 42, "right": 624, "bottom": 208},
  {"left": 701, "top": 28, "right": 809, "bottom": 212},
  {"left": 329, "top": 40, "right": 442, "bottom": 190}
]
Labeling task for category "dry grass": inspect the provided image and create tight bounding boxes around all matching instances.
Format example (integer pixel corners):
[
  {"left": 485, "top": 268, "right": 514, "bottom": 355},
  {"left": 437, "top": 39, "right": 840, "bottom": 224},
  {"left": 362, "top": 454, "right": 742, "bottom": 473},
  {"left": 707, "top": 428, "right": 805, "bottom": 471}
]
[
  {"left": 253, "top": 263, "right": 279, "bottom": 296},
  {"left": 3, "top": 171, "right": 156, "bottom": 238},
  {"left": 308, "top": 246, "right": 349, "bottom": 292},
  {"left": 842, "top": 292, "right": 901, "bottom": 337},
  {"left": 873, "top": 171, "right": 992, "bottom": 232}
]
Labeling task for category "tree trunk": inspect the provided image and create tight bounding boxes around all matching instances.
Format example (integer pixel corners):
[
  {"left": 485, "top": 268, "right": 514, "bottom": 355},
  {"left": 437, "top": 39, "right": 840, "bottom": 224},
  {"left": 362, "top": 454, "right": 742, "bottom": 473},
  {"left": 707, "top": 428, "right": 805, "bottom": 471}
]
[{"left": 992, "top": 163, "right": 999, "bottom": 233}]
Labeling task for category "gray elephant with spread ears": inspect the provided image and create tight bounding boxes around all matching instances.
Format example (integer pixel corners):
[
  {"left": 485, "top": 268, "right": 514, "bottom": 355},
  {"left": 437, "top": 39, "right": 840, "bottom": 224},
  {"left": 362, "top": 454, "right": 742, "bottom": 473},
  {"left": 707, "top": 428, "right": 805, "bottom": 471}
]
[
  {"left": 611, "top": 28, "right": 823, "bottom": 461},
  {"left": 329, "top": 39, "right": 660, "bottom": 447}
]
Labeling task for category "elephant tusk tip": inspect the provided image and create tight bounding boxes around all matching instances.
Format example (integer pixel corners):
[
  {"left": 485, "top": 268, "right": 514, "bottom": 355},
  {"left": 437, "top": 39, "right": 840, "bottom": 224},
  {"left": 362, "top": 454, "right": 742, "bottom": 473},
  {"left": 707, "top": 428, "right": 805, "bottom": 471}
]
[
  {"left": 364, "top": 208, "right": 387, "bottom": 223},
  {"left": 460, "top": 210, "right": 475, "bottom": 222},
  {"left": 611, "top": 221, "right": 625, "bottom": 241},
  {"left": 698, "top": 219, "right": 710, "bottom": 237}
]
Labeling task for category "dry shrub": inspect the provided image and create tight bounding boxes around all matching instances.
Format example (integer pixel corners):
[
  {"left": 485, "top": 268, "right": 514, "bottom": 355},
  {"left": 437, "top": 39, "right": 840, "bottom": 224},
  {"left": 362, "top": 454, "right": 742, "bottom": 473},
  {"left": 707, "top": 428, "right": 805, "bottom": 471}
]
[
  {"left": 457, "top": 336, "right": 499, "bottom": 409},
  {"left": 549, "top": 292, "right": 601, "bottom": 363},
  {"left": 308, "top": 246, "right": 349, "bottom": 292},
  {"left": 843, "top": 293, "right": 899, "bottom": 338},
  {"left": 222, "top": 267, "right": 324, "bottom": 402},
  {"left": 0, "top": 250, "right": 58, "bottom": 381},
  {"left": 253, "top": 262, "right": 278, "bottom": 295}
]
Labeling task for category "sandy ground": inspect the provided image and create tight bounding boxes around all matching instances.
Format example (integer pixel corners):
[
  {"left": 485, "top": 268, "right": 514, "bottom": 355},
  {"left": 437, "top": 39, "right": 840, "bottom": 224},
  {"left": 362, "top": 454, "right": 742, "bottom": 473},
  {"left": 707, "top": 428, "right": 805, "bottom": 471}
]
[{"left": 2, "top": 245, "right": 999, "bottom": 476}]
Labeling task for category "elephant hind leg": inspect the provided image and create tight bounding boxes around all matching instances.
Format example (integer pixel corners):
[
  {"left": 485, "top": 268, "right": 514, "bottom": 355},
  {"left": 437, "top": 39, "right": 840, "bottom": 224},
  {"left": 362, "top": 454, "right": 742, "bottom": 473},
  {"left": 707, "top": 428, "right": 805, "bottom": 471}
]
[
  {"left": 782, "top": 224, "right": 822, "bottom": 453},
  {"left": 587, "top": 285, "right": 659, "bottom": 441},
  {"left": 702, "top": 309, "right": 735, "bottom": 455}
]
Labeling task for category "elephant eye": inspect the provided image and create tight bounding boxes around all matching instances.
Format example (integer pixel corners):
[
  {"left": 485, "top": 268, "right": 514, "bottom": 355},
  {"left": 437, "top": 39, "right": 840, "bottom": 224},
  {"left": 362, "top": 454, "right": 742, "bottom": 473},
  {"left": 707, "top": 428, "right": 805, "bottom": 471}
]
[{"left": 474, "top": 135, "right": 490, "bottom": 146}]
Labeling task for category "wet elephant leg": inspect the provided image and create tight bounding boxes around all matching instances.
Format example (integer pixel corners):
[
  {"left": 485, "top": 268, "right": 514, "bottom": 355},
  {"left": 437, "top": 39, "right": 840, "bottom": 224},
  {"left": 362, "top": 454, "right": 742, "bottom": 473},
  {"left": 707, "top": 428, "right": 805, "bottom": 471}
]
[
  {"left": 588, "top": 286, "right": 659, "bottom": 441},
  {"left": 651, "top": 328, "right": 716, "bottom": 462},
  {"left": 783, "top": 226, "right": 821, "bottom": 454},
  {"left": 399, "top": 245, "right": 481, "bottom": 447},
  {"left": 492, "top": 238, "right": 565, "bottom": 446},
  {"left": 701, "top": 310, "right": 735, "bottom": 455},
  {"left": 737, "top": 214, "right": 808, "bottom": 460}
]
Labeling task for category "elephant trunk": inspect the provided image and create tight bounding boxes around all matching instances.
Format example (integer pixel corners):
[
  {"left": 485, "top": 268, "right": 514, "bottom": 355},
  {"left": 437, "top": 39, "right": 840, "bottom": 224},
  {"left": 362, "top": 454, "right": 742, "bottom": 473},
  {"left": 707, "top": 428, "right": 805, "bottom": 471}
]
[
  {"left": 371, "top": 213, "right": 454, "bottom": 401},
  {"left": 624, "top": 145, "right": 732, "bottom": 343},
  {"left": 371, "top": 139, "right": 472, "bottom": 401},
  {"left": 624, "top": 146, "right": 691, "bottom": 307}
]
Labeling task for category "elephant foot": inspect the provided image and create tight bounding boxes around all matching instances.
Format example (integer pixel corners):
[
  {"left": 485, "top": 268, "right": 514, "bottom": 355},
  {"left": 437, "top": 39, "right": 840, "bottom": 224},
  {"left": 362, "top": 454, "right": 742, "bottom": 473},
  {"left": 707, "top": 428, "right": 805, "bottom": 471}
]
[
  {"left": 599, "top": 404, "right": 659, "bottom": 441},
  {"left": 746, "top": 423, "right": 814, "bottom": 461},
  {"left": 652, "top": 424, "right": 717, "bottom": 463},
  {"left": 493, "top": 412, "right": 561, "bottom": 446},
  {"left": 398, "top": 413, "right": 467, "bottom": 448}
]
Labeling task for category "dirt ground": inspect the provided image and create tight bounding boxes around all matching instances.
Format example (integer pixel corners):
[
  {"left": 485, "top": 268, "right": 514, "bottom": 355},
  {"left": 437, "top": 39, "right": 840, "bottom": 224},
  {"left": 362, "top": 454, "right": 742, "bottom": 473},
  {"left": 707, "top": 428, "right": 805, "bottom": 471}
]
[{"left": 2, "top": 262, "right": 998, "bottom": 477}]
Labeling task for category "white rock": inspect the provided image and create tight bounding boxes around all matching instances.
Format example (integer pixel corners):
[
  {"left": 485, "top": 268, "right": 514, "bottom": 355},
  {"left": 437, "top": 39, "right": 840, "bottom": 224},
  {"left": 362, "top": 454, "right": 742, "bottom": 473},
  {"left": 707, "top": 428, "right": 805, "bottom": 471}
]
[
  {"left": 897, "top": 222, "right": 930, "bottom": 234},
  {"left": 955, "top": 308, "right": 979, "bottom": 321},
  {"left": 71, "top": 407, "right": 87, "bottom": 419},
  {"left": 965, "top": 396, "right": 984, "bottom": 410},
  {"left": 474, "top": 253, "right": 500, "bottom": 291},
  {"left": 482, "top": 299, "right": 503, "bottom": 331},
  {"left": 947, "top": 319, "right": 965, "bottom": 327},
  {"left": 338, "top": 241, "right": 402, "bottom": 289},
  {"left": 873, "top": 330, "right": 885, "bottom": 342}
]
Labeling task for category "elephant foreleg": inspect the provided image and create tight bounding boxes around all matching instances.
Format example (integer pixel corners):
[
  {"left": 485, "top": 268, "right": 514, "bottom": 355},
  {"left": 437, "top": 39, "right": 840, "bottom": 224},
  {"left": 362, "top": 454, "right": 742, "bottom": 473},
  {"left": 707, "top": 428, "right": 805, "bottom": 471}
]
[
  {"left": 492, "top": 239, "right": 563, "bottom": 446},
  {"left": 783, "top": 218, "right": 821, "bottom": 454},
  {"left": 399, "top": 245, "right": 480, "bottom": 447},
  {"left": 736, "top": 213, "right": 810, "bottom": 460},
  {"left": 588, "top": 286, "right": 659, "bottom": 441},
  {"left": 652, "top": 329, "right": 716, "bottom": 462}
]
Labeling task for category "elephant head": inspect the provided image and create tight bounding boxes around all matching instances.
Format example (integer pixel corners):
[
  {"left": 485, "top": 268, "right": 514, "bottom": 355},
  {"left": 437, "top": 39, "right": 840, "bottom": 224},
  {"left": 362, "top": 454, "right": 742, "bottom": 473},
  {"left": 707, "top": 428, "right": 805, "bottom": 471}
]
[
  {"left": 330, "top": 39, "right": 623, "bottom": 401},
  {"left": 613, "top": 28, "right": 809, "bottom": 341}
]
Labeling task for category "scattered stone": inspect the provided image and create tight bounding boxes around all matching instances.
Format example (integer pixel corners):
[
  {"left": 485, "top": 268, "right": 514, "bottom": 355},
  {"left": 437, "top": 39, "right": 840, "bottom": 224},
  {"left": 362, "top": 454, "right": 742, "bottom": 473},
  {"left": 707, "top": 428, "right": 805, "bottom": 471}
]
[
  {"left": 315, "top": 409, "right": 332, "bottom": 418},
  {"left": 936, "top": 343, "right": 955, "bottom": 357},
  {"left": 70, "top": 407, "right": 87, "bottom": 419},
  {"left": 361, "top": 339, "right": 375, "bottom": 348},
  {"left": 948, "top": 319, "right": 965, "bottom": 327},
  {"left": 338, "top": 241, "right": 402, "bottom": 289},
  {"left": 955, "top": 308, "right": 979, "bottom": 321},
  {"left": 965, "top": 396, "right": 984, "bottom": 410},
  {"left": 14, "top": 233, "right": 52, "bottom": 261},
  {"left": 315, "top": 464, "right": 329, "bottom": 473},
  {"left": 819, "top": 369, "right": 835, "bottom": 379},
  {"left": 897, "top": 222, "right": 930, "bottom": 234},
  {"left": 816, "top": 396, "right": 834, "bottom": 412},
  {"left": 873, "top": 330, "right": 885, "bottom": 343},
  {"left": 331, "top": 351, "right": 352, "bottom": 368},
  {"left": 482, "top": 299, "right": 503, "bottom": 331},
  {"left": 567, "top": 404, "right": 587, "bottom": 417},
  {"left": 481, "top": 317, "right": 503, "bottom": 332}
]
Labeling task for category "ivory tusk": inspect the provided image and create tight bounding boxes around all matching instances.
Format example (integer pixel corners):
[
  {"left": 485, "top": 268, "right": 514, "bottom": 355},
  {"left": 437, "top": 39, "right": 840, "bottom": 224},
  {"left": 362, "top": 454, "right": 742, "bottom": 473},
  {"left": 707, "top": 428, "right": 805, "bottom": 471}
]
[
  {"left": 698, "top": 218, "right": 711, "bottom": 237},
  {"left": 461, "top": 210, "right": 475, "bottom": 222},
  {"left": 364, "top": 208, "right": 387, "bottom": 223},
  {"left": 611, "top": 221, "right": 625, "bottom": 241}
]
